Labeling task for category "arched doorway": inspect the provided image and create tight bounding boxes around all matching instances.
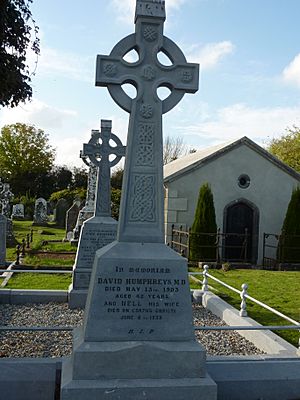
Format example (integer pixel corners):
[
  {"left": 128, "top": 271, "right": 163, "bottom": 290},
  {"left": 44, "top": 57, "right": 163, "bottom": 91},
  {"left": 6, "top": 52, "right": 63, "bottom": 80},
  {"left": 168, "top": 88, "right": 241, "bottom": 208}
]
[{"left": 223, "top": 199, "right": 259, "bottom": 264}]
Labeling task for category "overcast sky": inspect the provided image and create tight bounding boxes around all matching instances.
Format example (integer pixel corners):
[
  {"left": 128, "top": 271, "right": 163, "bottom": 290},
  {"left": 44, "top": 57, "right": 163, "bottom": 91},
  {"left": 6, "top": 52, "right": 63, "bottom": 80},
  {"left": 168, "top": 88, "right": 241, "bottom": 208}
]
[{"left": 1, "top": 0, "right": 300, "bottom": 167}]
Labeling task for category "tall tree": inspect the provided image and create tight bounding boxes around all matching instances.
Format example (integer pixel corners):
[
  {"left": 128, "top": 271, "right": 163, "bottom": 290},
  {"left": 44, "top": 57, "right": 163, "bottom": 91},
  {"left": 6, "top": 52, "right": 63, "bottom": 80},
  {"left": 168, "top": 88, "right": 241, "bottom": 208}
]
[
  {"left": 0, "top": 0, "right": 40, "bottom": 108},
  {"left": 163, "top": 135, "right": 187, "bottom": 165},
  {"left": 0, "top": 123, "right": 55, "bottom": 196},
  {"left": 71, "top": 167, "right": 88, "bottom": 189},
  {"left": 267, "top": 126, "right": 300, "bottom": 173},
  {"left": 111, "top": 166, "right": 124, "bottom": 190},
  {"left": 189, "top": 183, "right": 217, "bottom": 262}
]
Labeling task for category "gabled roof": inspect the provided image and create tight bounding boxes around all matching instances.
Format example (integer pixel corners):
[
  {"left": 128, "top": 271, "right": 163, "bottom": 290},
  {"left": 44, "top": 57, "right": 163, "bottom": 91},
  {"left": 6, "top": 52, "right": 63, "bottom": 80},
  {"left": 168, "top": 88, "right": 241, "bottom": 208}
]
[{"left": 163, "top": 136, "right": 300, "bottom": 183}]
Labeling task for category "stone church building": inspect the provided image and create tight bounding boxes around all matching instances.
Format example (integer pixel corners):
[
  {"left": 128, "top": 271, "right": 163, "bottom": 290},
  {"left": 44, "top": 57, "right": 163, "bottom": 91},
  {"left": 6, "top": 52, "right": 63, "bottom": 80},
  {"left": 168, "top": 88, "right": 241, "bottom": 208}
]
[{"left": 163, "top": 136, "right": 300, "bottom": 265}]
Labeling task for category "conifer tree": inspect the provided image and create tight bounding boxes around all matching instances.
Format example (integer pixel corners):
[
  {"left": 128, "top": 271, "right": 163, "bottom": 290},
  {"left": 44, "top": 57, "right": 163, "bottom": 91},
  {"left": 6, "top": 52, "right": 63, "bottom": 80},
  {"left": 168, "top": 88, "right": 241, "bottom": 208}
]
[
  {"left": 278, "top": 187, "right": 300, "bottom": 263},
  {"left": 189, "top": 183, "right": 217, "bottom": 262}
]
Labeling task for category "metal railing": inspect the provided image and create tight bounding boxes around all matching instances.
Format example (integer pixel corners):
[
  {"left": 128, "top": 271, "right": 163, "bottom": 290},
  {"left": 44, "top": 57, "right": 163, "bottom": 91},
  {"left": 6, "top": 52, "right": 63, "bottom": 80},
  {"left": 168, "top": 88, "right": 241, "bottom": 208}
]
[
  {"left": 263, "top": 232, "right": 300, "bottom": 268},
  {"left": 0, "top": 265, "right": 299, "bottom": 353},
  {"left": 190, "top": 265, "right": 300, "bottom": 349},
  {"left": 171, "top": 225, "right": 253, "bottom": 263}
]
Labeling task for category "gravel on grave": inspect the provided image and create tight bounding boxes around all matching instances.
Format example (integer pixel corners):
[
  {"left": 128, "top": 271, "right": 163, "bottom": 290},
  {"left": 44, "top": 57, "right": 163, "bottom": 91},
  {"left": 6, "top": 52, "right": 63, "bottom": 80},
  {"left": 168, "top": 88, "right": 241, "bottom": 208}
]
[{"left": 0, "top": 302, "right": 264, "bottom": 358}]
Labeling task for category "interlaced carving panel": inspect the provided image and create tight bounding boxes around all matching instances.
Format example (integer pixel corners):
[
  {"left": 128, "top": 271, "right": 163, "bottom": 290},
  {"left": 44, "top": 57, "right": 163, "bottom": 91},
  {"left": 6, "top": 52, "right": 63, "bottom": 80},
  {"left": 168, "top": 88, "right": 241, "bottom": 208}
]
[
  {"left": 143, "top": 26, "right": 158, "bottom": 42},
  {"left": 136, "top": 123, "right": 155, "bottom": 166},
  {"left": 129, "top": 174, "right": 156, "bottom": 222}
]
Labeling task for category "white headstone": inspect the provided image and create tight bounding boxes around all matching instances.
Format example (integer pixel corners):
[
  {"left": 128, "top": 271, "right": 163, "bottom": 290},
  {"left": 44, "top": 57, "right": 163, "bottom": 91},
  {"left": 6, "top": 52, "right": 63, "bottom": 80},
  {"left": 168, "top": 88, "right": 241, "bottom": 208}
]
[
  {"left": 61, "top": 1, "right": 216, "bottom": 399},
  {"left": 11, "top": 204, "right": 25, "bottom": 219},
  {"left": 0, "top": 183, "right": 13, "bottom": 218},
  {"left": 33, "top": 198, "right": 48, "bottom": 225}
]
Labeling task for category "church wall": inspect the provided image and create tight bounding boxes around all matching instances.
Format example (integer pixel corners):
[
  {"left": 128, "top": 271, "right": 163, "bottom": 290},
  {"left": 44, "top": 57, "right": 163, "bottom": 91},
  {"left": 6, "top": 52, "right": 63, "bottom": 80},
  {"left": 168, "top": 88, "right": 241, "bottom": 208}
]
[{"left": 164, "top": 144, "right": 300, "bottom": 264}]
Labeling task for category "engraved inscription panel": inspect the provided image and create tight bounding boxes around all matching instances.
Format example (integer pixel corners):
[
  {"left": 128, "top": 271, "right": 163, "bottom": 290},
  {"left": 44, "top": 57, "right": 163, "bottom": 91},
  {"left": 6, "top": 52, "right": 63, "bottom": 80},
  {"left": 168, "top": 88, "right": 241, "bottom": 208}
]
[
  {"left": 76, "top": 226, "right": 117, "bottom": 267},
  {"left": 86, "top": 259, "right": 193, "bottom": 341}
]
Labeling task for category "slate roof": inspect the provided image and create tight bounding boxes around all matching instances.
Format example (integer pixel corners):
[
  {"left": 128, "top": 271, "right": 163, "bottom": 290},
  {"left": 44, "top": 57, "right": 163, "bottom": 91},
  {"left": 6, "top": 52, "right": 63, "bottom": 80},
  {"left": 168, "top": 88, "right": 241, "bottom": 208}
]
[{"left": 163, "top": 136, "right": 300, "bottom": 183}]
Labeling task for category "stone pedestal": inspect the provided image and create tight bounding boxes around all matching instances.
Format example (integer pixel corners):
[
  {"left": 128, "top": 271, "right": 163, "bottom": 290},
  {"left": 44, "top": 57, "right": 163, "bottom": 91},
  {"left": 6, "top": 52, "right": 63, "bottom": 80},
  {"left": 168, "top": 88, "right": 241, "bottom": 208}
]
[
  {"left": 68, "top": 216, "right": 117, "bottom": 308},
  {"left": 61, "top": 242, "right": 217, "bottom": 399}
]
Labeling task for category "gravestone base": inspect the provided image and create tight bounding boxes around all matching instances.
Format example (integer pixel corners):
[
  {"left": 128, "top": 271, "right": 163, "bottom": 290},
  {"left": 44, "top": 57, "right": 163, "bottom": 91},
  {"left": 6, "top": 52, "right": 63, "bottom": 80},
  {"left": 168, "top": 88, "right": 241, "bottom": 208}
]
[
  {"left": 68, "top": 216, "right": 117, "bottom": 309},
  {"left": 61, "top": 329, "right": 217, "bottom": 400},
  {"left": 61, "top": 242, "right": 217, "bottom": 399},
  {"left": 68, "top": 287, "right": 88, "bottom": 309}
]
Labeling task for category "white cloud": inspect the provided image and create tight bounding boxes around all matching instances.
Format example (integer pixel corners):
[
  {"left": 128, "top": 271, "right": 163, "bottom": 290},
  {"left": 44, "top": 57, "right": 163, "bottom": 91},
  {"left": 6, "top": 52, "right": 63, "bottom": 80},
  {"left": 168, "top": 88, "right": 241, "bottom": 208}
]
[
  {"left": 28, "top": 47, "right": 94, "bottom": 83},
  {"left": 178, "top": 103, "right": 300, "bottom": 146},
  {"left": 110, "top": 0, "right": 186, "bottom": 24},
  {"left": 187, "top": 41, "right": 235, "bottom": 70},
  {"left": 0, "top": 99, "right": 76, "bottom": 131},
  {"left": 282, "top": 54, "right": 300, "bottom": 88}
]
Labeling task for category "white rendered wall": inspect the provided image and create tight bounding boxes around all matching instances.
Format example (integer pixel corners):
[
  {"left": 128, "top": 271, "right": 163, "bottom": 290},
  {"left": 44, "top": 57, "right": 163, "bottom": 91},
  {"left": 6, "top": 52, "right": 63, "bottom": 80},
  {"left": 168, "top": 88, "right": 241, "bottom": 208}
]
[{"left": 164, "top": 144, "right": 300, "bottom": 264}]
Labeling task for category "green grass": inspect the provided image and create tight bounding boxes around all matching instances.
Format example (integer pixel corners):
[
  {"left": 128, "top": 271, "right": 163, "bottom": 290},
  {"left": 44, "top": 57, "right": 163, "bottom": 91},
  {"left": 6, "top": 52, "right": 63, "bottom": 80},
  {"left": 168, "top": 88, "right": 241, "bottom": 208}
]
[
  {"left": 4, "top": 272, "right": 72, "bottom": 290},
  {"left": 5, "top": 220, "right": 76, "bottom": 265},
  {"left": 23, "top": 255, "right": 75, "bottom": 267},
  {"left": 190, "top": 268, "right": 300, "bottom": 347}
]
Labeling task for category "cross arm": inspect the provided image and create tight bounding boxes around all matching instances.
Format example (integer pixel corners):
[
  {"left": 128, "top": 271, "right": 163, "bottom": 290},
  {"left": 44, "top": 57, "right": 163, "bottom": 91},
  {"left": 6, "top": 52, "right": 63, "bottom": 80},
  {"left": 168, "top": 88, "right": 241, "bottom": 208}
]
[
  {"left": 96, "top": 55, "right": 139, "bottom": 87},
  {"left": 159, "top": 62, "right": 199, "bottom": 93}
]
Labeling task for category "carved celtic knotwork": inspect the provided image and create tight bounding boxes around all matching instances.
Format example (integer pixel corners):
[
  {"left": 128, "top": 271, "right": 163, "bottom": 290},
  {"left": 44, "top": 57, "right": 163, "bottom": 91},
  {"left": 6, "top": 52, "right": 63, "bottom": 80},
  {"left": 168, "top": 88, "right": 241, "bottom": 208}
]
[
  {"left": 140, "top": 104, "right": 154, "bottom": 119},
  {"left": 143, "top": 26, "right": 157, "bottom": 42},
  {"left": 142, "top": 65, "right": 156, "bottom": 81},
  {"left": 136, "top": 123, "right": 155, "bottom": 166},
  {"left": 136, "top": 145, "right": 154, "bottom": 166},
  {"left": 103, "top": 63, "right": 118, "bottom": 77},
  {"left": 129, "top": 175, "right": 155, "bottom": 222},
  {"left": 180, "top": 70, "right": 193, "bottom": 83},
  {"left": 138, "top": 122, "right": 154, "bottom": 143}
]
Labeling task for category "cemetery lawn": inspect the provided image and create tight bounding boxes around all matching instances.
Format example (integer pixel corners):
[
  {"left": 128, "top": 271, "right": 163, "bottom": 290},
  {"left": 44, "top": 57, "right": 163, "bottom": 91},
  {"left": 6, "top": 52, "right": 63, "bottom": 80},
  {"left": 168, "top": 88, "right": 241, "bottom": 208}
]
[
  {"left": 6, "top": 220, "right": 76, "bottom": 266},
  {"left": 3, "top": 273, "right": 71, "bottom": 290},
  {"left": 190, "top": 268, "right": 300, "bottom": 347}
]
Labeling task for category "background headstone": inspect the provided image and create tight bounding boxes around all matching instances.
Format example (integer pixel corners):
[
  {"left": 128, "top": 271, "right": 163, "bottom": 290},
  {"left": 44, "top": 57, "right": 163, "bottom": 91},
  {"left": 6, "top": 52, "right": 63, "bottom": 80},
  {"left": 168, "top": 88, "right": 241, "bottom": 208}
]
[
  {"left": 0, "top": 183, "right": 14, "bottom": 218},
  {"left": 65, "top": 201, "right": 80, "bottom": 240},
  {"left": 55, "top": 198, "right": 69, "bottom": 228},
  {"left": 0, "top": 214, "right": 7, "bottom": 266},
  {"left": 33, "top": 198, "right": 48, "bottom": 225},
  {"left": 72, "top": 164, "right": 97, "bottom": 242},
  {"left": 68, "top": 120, "right": 125, "bottom": 308},
  {"left": 11, "top": 204, "right": 25, "bottom": 220}
]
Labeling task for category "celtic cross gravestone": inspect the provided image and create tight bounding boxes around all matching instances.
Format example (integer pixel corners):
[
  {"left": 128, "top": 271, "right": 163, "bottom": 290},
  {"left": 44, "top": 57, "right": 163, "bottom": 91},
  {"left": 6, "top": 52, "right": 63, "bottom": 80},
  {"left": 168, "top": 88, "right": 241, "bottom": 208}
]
[
  {"left": 62, "top": 1, "right": 217, "bottom": 399},
  {"left": 72, "top": 164, "right": 97, "bottom": 242},
  {"left": 68, "top": 120, "right": 126, "bottom": 308}
]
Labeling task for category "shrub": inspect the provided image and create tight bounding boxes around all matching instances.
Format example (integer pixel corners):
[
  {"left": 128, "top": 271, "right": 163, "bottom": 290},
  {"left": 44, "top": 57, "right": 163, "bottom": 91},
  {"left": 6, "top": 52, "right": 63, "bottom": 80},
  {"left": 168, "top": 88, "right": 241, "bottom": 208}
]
[
  {"left": 189, "top": 183, "right": 217, "bottom": 262},
  {"left": 278, "top": 187, "right": 300, "bottom": 262}
]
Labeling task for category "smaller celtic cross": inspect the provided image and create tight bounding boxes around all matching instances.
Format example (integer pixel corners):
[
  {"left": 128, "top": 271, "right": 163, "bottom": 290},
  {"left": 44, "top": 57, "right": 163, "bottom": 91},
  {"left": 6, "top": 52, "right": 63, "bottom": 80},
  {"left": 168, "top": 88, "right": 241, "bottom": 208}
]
[{"left": 81, "top": 120, "right": 125, "bottom": 217}]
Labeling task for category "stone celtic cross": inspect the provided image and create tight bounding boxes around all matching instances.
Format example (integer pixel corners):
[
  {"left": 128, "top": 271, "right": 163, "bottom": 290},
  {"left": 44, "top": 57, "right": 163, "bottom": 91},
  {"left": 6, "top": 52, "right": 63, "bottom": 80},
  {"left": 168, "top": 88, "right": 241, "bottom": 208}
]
[
  {"left": 96, "top": 0, "right": 199, "bottom": 243},
  {"left": 81, "top": 120, "right": 125, "bottom": 217}
]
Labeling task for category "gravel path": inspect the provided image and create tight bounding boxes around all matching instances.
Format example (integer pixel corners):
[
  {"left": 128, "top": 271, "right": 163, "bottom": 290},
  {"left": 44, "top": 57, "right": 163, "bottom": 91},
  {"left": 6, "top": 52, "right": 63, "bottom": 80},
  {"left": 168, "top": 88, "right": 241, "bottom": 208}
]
[{"left": 0, "top": 302, "right": 264, "bottom": 358}]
